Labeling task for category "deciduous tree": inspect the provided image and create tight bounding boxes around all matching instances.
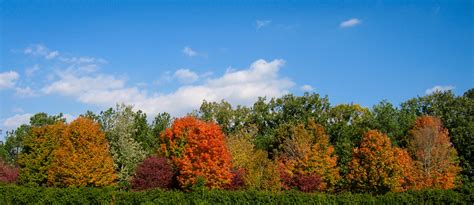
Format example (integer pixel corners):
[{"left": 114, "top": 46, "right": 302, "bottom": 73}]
[
  {"left": 47, "top": 117, "right": 116, "bottom": 187},
  {"left": 408, "top": 116, "right": 461, "bottom": 189},
  {"left": 18, "top": 122, "right": 66, "bottom": 186},
  {"left": 131, "top": 156, "right": 174, "bottom": 191},
  {"left": 162, "top": 116, "right": 233, "bottom": 190},
  {"left": 347, "top": 130, "right": 402, "bottom": 194}
]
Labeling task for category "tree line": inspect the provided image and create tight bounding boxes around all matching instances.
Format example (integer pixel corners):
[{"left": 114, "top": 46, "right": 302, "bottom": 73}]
[{"left": 0, "top": 89, "right": 472, "bottom": 194}]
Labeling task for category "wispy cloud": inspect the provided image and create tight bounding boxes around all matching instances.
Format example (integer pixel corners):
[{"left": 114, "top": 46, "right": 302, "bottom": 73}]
[
  {"left": 1, "top": 113, "right": 32, "bottom": 131},
  {"left": 15, "top": 87, "right": 38, "bottom": 97},
  {"left": 300, "top": 85, "right": 314, "bottom": 92},
  {"left": 174, "top": 69, "right": 199, "bottom": 84},
  {"left": 183, "top": 46, "right": 198, "bottom": 57},
  {"left": 0, "top": 71, "right": 19, "bottom": 89},
  {"left": 340, "top": 18, "right": 361, "bottom": 28},
  {"left": 25, "top": 64, "right": 40, "bottom": 77},
  {"left": 256, "top": 20, "right": 271, "bottom": 29},
  {"left": 425, "top": 85, "right": 455, "bottom": 95},
  {"left": 24, "top": 44, "right": 60, "bottom": 59}
]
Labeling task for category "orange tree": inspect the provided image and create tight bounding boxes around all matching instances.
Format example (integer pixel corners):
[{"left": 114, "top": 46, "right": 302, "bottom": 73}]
[
  {"left": 47, "top": 117, "right": 116, "bottom": 187},
  {"left": 161, "top": 116, "right": 232, "bottom": 190},
  {"left": 408, "top": 116, "right": 461, "bottom": 189},
  {"left": 393, "top": 147, "right": 420, "bottom": 191},
  {"left": 347, "top": 130, "right": 402, "bottom": 194}
]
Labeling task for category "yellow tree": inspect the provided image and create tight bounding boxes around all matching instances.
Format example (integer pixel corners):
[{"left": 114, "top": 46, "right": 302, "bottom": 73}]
[
  {"left": 301, "top": 120, "right": 340, "bottom": 191},
  {"left": 226, "top": 125, "right": 281, "bottom": 191},
  {"left": 347, "top": 130, "right": 402, "bottom": 194},
  {"left": 279, "top": 120, "right": 340, "bottom": 192},
  {"left": 408, "top": 116, "right": 461, "bottom": 189},
  {"left": 47, "top": 117, "right": 116, "bottom": 187}
]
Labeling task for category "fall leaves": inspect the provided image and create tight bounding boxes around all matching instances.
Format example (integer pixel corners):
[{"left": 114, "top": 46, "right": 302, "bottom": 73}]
[
  {"left": 161, "top": 116, "right": 233, "bottom": 190},
  {"left": 10, "top": 114, "right": 461, "bottom": 193},
  {"left": 347, "top": 116, "right": 461, "bottom": 193},
  {"left": 19, "top": 118, "right": 116, "bottom": 187}
]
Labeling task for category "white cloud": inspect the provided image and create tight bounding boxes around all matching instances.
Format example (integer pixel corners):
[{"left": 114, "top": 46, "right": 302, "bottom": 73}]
[
  {"left": 300, "top": 85, "right": 314, "bottom": 92},
  {"left": 25, "top": 64, "right": 40, "bottom": 77},
  {"left": 183, "top": 46, "right": 198, "bottom": 57},
  {"left": 256, "top": 20, "right": 271, "bottom": 29},
  {"left": 42, "top": 59, "right": 294, "bottom": 116},
  {"left": 59, "top": 56, "right": 106, "bottom": 64},
  {"left": 45, "top": 50, "right": 59, "bottom": 59},
  {"left": 174, "top": 69, "right": 199, "bottom": 84},
  {"left": 42, "top": 73, "right": 125, "bottom": 96},
  {"left": 340, "top": 18, "right": 361, "bottom": 28},
  {"left": 1, "top": 113, "right": 75, "bottom": 132},
  {"left": 425, "top": 85, "right": 455, "bottom": 95},
  {"left": 1, "top": 113, "right": 32, "bottom": 131},
  {"left": 15, "top": 87, "right": 38, "bottom": 97},
  {"left": 0, "top": 71, "right": 19, "bottom": 89},
  {"left": 24, "top": 44, "right": 60, "bottom": 60}
]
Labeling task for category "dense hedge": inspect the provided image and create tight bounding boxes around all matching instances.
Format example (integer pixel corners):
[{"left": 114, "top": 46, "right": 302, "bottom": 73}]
[{"left": 1, "top": 184, "right": 472, "bottom": 204}]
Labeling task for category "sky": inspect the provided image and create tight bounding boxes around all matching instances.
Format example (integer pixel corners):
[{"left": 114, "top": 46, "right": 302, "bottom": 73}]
[{"left": 0, "top": 0, "right": 473, "bottom": 138}]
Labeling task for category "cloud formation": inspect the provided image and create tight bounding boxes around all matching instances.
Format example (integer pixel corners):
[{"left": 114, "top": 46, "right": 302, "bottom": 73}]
[
  {"left": 1, "top": 113, "right": 32, "bottom": 131},
  {"left": 183, "top": 46, "right": 198, "bottom": 57},
  {"left": 425, "top": 85, "right": 455, "bottom": 95},
  {"left": 256, "top": 20, "right": 271, "bottom": 29},
  {"left": 174, "top": 69, "right": 199, "bottom": 84},
  {"left": 300, "top": 85, "right": 314, "bottom": 92},
  {"left": 42, "top": 59, "right": 294, "bottom": 116},
  {"left": 0, "top": 71, "right": 19, "bottom": 89},
  {"left": 340, "top": 18, "right": 361, "bottom": 28},
  {"left": 24, "top": 44, "right": 60, "bottom": 59}
]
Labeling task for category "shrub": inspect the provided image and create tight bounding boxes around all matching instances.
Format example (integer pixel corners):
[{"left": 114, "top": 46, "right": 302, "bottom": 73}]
[
  {"left": 225, "top": 168, "right": 245, "bottom": 190},
  {"left": 131, "top": 156, "right": 174, "bottom": 191},
  {"left": 0, "top": 185, "right": 471, "bottom": 204},
  {"left": 0, "top": 159, "right": 18, "bottom": 184}
]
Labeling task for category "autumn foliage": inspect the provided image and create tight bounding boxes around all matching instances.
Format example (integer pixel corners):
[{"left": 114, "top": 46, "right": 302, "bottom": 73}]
[
  {"left": 19, "top": 122, "right": 67, "bottom": 185},
  {"left": 408, "top": 116, "right": 461, "bottom": 189},
  {"left": 131, "top": 156, "right": 175, "bottom": 191},
  {"left": 279, "top": 120, "right": 339, "bottom": 192},
  {"left": 347, "top": 130, "right": 402, "bottom": 194},
  {"left": 226, "top": 125, "right": 282, "bottom": 191},
  {"left": 47, "top": 117, "right": 116, "bottom": 187},
  {"left": 161, "top": 116, "right": 233, "bottom": 189},
  {"left": 393, "top": 147, "right": 420, "bottom": 191},
  {"left": 0, "top": 159, "right": 18, "bottom": 184}
]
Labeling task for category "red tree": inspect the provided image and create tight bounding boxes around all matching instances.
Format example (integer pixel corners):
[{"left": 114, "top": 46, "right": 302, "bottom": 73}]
[
  {"left": 161, "top": 116, "right": 233, "bottom": 189},
  {"left": 131, "top": 156, "right": 175, "bottom": 191}
]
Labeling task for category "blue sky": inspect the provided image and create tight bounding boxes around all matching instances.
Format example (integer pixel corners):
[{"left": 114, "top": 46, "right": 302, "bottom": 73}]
[{"left": 0, "top": 0, "right": 472, "bottom": 137}]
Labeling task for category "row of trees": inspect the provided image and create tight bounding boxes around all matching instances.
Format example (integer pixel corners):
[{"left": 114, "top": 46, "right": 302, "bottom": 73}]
[{"left": 0, "top": 89, "right": 472, "bottom": 193}]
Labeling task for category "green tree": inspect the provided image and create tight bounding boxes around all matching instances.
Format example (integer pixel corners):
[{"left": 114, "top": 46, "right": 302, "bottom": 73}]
[
  {"left": 1, "top": 113, "right": 66, "bottom": 165},
  {"left": 18, "top": 122, "right": 67, "bottom": 186},
  {"left": 401, "top": 89, "right": 473, "bottom": 181},
  {"left": 150, "top": 112, "right": 172, "bottom": 151},
  {"left": 326, "top": 104, "right": 369, "bottom": 183},
  {"left": 99, "top": 104, "right": 147, "bottom": 186}
]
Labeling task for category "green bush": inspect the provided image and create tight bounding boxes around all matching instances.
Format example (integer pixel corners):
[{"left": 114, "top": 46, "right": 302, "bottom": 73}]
[{"left": 0, "top": 185, "right": 472, "bottom": 204}]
